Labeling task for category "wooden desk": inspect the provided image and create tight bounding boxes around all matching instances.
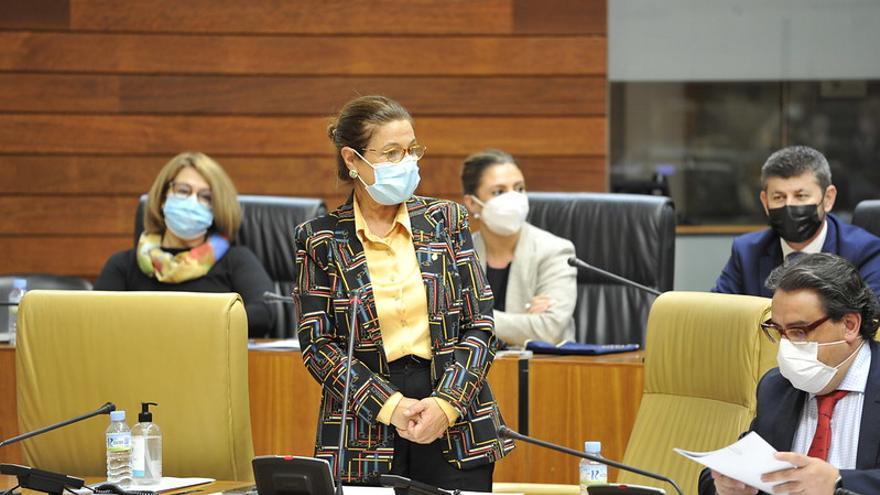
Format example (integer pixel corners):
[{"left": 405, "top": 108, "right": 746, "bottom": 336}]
[
  {"left": 0, "top": 475, "right": 253, "bottom": 493},
  {"left": 0, "top": 345, "right": 643, "bottom": 484}
]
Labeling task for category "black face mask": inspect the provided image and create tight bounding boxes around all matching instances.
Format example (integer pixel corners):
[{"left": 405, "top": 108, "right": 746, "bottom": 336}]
[{"left": 767, "top": 203, "right": 824, "bottom": 243}]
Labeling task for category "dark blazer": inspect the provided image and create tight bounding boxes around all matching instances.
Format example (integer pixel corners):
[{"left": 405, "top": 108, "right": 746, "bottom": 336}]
[
  {"left": 698, "top": 339, "right": 880, "bottom": 494},
  {"left": 293, "top": 196, "right": 514, "bottom": 483},
  {"left": 713, "top": 214, "right": 880, "bottom": 297}
]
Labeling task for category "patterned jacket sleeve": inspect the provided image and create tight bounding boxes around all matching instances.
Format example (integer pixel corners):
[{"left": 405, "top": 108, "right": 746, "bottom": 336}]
[
  {"left": 432, "top": 203, "right": 498, "bottom": 416},
  {"left": 293, "top": 222, "right": 399, "bottom": 424}
]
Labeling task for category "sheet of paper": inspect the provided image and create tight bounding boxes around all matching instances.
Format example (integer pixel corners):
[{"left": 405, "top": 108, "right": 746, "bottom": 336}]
[
  {"left": 247, "top": 339, "right": 300, "bottom": 351},
  {"left": 674, "top": 432, "right": 794, "bottom": 494},
  {"left": 74, "top": 477, "right": 214, "bottom": 495}
]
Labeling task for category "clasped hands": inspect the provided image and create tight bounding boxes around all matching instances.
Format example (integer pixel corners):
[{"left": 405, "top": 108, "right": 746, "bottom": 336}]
[{"left": 390, "top": 397, "right": 449, "bottom": 444}]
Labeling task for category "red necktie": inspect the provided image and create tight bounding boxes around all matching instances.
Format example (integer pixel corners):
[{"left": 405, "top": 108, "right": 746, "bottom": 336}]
[{"left": 807, "top": 390, "right": 849, "bottom": 461}]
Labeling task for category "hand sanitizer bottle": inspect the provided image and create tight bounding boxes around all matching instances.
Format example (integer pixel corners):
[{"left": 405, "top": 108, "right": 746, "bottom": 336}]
[{"left": 132, "top": 402, "right": 162, "bottom": 485}]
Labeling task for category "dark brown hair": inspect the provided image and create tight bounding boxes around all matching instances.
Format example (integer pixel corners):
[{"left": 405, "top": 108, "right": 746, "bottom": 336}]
[
  {"left": 460, "top": 148, "right": 517, "bottom": 195},
  {"left": 327, "top": 95, "right": 412, "bottom": 182}
]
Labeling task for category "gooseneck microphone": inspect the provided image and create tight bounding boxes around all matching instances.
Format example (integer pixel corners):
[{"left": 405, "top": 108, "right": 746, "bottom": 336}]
[
  {"left": 567, "top": 257, "right": 662, "bottom": 297},
  {"left": 263, "top": 291, "right": 295, "bottom": 304},
  {"left": 335, "top": 288, "right": 363, "bottom": 495},
  {"left": 0, "top": 402, "right": 116, "bottom": 448},
  {"left": 497, "top": 426, "right": 683, "bottom": 495}
]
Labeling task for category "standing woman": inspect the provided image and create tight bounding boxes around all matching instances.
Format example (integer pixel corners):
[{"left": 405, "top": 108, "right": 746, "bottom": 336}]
[
  {"left": 294, "top": 96, "right": 513, "bottom": 490},
  {"left": 461, "top": 149, "right": 577, "bottom": 346}
]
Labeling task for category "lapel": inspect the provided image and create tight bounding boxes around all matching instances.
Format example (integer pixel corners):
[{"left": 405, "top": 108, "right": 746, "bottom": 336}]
[
  {"left": 327, "top": 195, "right": 450, "bottom": 346},
  {"left": 757, "top": 238, "right": 783, "bottom": 298},
  {"left": 856, "top": 340, "right": 880, "bottom": 469},
  {"left": 766, "top": 380, "right": 807, "bottom": 451},
  {"left": 821, "top": 215, "right": 840, "bottom": 254},
  {"left": 505, "top": 224, "right": 534, "bottom": 313}
]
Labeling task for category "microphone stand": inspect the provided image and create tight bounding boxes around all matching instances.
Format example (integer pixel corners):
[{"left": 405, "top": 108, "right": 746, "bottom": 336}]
[
  {"left": 262, "top": 291, "right": 295, "bottom": 304},
  {"left": 498, "top": 426, "right": 683, "bottom": 495},
  {"left": 0, "top": 402, "right": 116, "bottom": 495},
  {"left": 0, "top": 402, "right": 116, "bottom": 448},
  {"left": 335, "top": 289, "right": 363, "bottom": 495},
  {"left": 567, "top": 257, "right": 662, "bottom": 297}
]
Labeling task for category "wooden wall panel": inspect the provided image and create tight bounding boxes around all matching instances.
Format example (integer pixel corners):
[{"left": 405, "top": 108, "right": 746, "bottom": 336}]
[
  {"left": 0, "top": 0, "right": 608, "bottom": 305},
  {"left": 0, "top": 74, "right": 606, "bottom": 116},
  {"left": 0, "top": 115, "right": 604, "bottom": 155},
  {"left": 0, "top": 32, "right": 606, "bottom": 76},
  {"left": 66, "top": 0, "right": 514, "bottom": 35}
]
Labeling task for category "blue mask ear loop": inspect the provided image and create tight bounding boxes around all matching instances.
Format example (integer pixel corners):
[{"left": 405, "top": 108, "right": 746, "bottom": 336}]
[{"left": 350, "top": 148, "right": 376, "bottom": 189}]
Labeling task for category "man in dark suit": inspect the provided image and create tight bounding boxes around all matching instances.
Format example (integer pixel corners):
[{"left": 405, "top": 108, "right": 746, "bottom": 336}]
[
  {"left": 713, "top": 146, "right": 880, "bottom": 297},
  {"left": 699, "top": 253, "right": 880, "bottom": 495}
]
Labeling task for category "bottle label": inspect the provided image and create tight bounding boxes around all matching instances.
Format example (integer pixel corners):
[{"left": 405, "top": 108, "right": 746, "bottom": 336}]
[
  {"left": 107, "top": 432, "right": 131, "bottom": 452},
  {"left": 132, "top": 436, "right": 146, "bottom": 476},
  {"left": 581, "top": 464, "right": 608, "bottom": 485}
]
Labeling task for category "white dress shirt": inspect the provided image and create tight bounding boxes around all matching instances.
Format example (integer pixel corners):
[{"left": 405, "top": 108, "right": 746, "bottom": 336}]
[{"left": 791, "top": 341, "right": 871, "bottom": 469}]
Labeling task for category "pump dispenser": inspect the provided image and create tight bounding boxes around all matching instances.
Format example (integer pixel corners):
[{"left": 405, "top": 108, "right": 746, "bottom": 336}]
[{"left": 132, "top": 402, "right": 162, "bottom": 484}]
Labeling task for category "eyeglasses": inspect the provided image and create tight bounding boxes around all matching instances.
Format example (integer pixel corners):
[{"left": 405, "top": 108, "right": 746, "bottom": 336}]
[
  {"left": 760, "top": 315, "right": 831, "bottom": 343},
  {"left": 362, "top": 144, "right": 427, "bottom": 164},
  {"left": 168, "top": 182, "right": 213, "bottom": 208}
]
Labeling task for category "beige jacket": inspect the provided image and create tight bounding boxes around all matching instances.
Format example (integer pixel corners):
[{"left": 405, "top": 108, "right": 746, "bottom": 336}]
[{"left": 474, "top": 223, "right": 577, "bottom": 346}]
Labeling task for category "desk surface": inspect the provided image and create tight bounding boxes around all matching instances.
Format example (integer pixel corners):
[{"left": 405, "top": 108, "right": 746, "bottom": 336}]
[
  {"left": 0, "top": 345, "right": 644, "bottom": 485},
  {"left": 0, "top": 475, "right": 253, "bottom": 493}
]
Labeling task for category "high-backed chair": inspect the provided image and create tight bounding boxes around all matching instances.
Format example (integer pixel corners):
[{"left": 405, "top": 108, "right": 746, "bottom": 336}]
[
  {"left": 616, "top": 292, "right": 776, "bottom": 492},
  {"left": 853, "top": 199, "right": 880, "bottom": 238},
  {"left": 16, "top": 290, "right": 254, "bottom": 480},
  {"left": 135, "top": 195, "right": 327, "bottom": 338},
  {"left": 527, "top": 192, "right": 676, "bottom": 345},
  {"left": 1, "top": 274, "right": 92, "bottom": 337}
]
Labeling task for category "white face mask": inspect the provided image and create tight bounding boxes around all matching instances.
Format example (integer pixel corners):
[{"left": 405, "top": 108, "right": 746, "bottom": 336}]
[
  {"left": 777, "top": 338, "right": 863, "bottom": 394},
  {"left": 471, "top": 191, "right": 529, "bottom": 237}
]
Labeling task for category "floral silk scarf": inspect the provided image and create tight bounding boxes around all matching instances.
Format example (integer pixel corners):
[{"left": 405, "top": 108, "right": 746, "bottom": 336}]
[{"left": 136, "top": 232, "right": 230, "bottom": 283}]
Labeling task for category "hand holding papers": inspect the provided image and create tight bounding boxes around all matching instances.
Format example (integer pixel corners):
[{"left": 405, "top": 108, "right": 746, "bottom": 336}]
[{"left": 674, "top": 432, "right": 794, "bottom": 494}]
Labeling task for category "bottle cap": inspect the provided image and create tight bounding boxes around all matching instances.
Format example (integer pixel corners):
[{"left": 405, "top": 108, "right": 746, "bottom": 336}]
[
  {"left": 110, "top": 410, "right": 126, "bottom": 421},
  {"left": 139, "top": 402, "right": 158, "bottom": 423},
  {"left": 584, "top": 441, "right": 601, "bottom": 454},
  {"left": 12, "top": 279, "right": 27, "bottom": 289}
]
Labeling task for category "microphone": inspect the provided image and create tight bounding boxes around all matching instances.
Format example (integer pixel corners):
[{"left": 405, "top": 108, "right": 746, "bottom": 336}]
[
  {"left": 567, "top": 257, "right": 662, "bottom": 297},
  {"left": 335, "top": 288, "right": 363, "bottom": 495},
  {"left": 263, "top": 291, "right": 295, "bottom": 304},
  {"left": 497, "top": 426, "right": 683, "bottom": 495},
  {"left": 0, "top": 402, "right": 116, "bottom": 448}
]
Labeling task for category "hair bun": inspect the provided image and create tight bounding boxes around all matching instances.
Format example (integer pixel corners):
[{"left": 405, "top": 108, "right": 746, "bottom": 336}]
[{"left": 327, "top": 122, "right": 338, "bottom": 141}]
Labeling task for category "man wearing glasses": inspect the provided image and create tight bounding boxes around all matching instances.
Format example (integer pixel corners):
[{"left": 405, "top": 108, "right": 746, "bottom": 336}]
[{"left": 699, "top": 253, "right": 880, "bottom": 495}]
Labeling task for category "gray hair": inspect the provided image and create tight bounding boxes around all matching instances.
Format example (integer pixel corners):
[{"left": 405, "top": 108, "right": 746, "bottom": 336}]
[
  {"left": 760, "top": 145, "right": 832, "bottom": 191},
  {"left": 766, "top": 253, "right": 879, "bottom": 339}
]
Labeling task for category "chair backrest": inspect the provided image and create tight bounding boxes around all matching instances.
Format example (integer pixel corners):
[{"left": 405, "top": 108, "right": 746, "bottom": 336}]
[
  {"left": 853, "top": 199, "right": 880, "bottom": 238},
  {"left": 134, "top": 195, "right": 327, "bottom": 338},
  {"left": 527, "top": 192, "right": 676, "bottom": 345},
  {"left": 1, "top": 274, "right": 92, "bottom": 336},
  {"left": 16, "top": 290, "right": 254, "bottom": 480},
  {"left": 617, "top": 292, "right": 776, "bottom": 492}
]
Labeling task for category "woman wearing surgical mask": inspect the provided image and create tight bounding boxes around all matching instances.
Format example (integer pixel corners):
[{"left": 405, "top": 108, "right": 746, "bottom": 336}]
[
  {"left": 95, "top": 151, "right": 275, "bottom": 338},
  {"left": 293, "top": 96, "right": 512, "bottom": 491},
  {"left": 461, "top": 149, "right": 577, "bottom": 346}
]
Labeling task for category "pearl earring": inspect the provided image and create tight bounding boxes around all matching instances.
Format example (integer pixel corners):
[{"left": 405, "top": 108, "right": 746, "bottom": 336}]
[{"left": 348, "top": 169, "right": 358, "bottom": 179}]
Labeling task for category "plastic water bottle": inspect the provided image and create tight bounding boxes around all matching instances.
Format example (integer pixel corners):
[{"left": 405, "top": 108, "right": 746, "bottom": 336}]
[
  {"left": 579, "top": 441, "right": 608, "bottom": 494},
  {"left": 7, "top": 278, "right": 27, "bottom": 346},
  {"left": 106, "top": 410, "right": 133, "bottom": 485}
]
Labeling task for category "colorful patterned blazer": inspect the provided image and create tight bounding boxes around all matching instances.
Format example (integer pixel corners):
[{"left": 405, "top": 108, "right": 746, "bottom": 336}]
[{"left": 293, "top": 195, "right": 515, "bottom": 482}]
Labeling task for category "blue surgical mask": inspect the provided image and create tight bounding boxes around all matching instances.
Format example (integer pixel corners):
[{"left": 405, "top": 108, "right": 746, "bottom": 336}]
[
  {"left": 352, "top": 150, "right": 421, "bottom": 206},
  {"left": 163, "top": 196, "right": 214, "bottom": 240}
]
